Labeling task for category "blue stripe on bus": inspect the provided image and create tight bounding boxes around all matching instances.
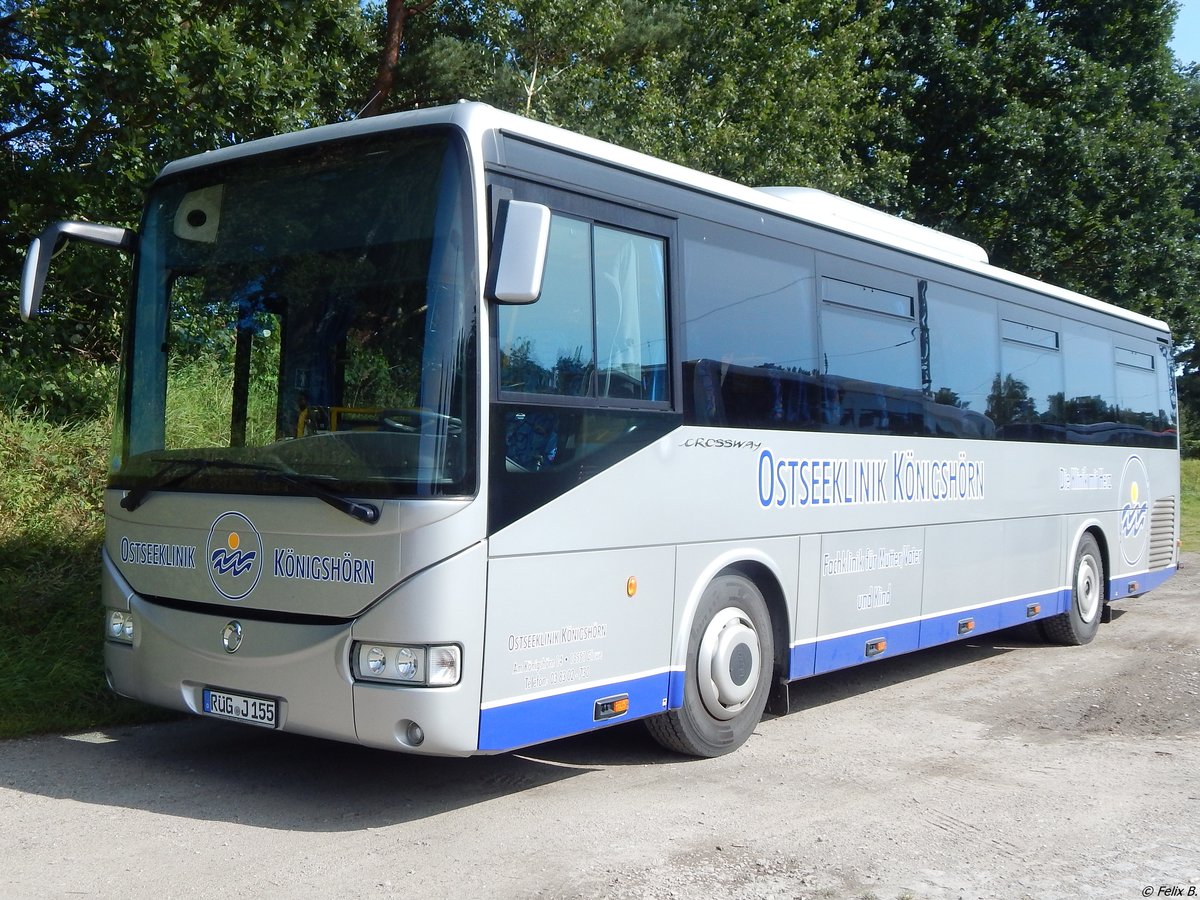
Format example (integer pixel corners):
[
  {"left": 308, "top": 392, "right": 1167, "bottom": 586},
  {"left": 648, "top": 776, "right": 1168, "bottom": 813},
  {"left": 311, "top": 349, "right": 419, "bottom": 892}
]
[
  {"left": 481, "top": 567, "right": 1176, "bottom": 751},
  {"left": 785, "top": 568, "right": 1177, "bottom": 681},
  {"left": 667, "top": 666, "right": 685, "bottom": 710},
  {"left": 478, "top": 671, "right": 671, "bottom": 752},
  {"left": 916, "top": 589, "right": 1070, "bottom": 650},
  {"left": 788, "top": 642, "right": 817, "bottom": 679},
  {"left": 1108, "top": 565, "right": 1177, "bottom": 600},
  {"left": 811, "top": 620, "right": 923, "bottom": 676},
  {"left": 789, "top": 584, "right": 1075, "bottom": 680}
]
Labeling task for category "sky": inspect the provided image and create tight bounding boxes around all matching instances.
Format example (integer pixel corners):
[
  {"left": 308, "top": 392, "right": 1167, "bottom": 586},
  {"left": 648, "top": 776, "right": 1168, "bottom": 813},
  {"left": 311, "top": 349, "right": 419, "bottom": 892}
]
[{"left": 1173, "top": 0, "right": 1200, "bottom": 66}]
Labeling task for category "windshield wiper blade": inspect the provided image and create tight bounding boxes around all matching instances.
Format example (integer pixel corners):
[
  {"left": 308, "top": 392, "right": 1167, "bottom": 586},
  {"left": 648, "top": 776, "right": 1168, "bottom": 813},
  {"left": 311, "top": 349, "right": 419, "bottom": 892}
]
[
  {"left": 119, "top": 457, "right": 381, "bottom": 525},
  {"left": 119, "top": 457, "right": 208, "bottom": 512},
  {"left": 267, "top": 467, "right": 381, "bottom": 525}
]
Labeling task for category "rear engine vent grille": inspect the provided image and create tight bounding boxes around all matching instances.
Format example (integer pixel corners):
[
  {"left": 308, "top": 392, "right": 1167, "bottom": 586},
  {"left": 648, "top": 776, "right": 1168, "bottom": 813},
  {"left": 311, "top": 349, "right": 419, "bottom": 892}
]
[{"left": 1148, "top": 495, "right": 1177, "bottom": 569}]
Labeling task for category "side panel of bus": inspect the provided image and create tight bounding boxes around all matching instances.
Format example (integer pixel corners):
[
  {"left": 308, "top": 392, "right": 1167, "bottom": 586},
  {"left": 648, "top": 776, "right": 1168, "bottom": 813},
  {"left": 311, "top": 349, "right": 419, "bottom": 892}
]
[{"left": 475, "top": 133, "right": 1178, "bottom": 752}]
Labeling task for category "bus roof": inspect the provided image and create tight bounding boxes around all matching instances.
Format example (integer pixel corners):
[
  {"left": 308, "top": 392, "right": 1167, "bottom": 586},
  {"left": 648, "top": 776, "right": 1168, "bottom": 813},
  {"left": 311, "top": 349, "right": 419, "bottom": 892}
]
[{"left": 158, "top": 101, "right": 1171, "bottom": 336}]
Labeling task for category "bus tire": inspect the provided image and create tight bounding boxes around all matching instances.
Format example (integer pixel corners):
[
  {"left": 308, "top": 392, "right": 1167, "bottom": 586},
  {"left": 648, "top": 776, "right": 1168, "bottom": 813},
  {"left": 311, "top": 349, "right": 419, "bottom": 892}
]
[
  {"left": 646, "top": 573, "right": 774, "bottom": 757},
  {"left": 1041, "top": 533, "right": 1104, "bottom": 646}
]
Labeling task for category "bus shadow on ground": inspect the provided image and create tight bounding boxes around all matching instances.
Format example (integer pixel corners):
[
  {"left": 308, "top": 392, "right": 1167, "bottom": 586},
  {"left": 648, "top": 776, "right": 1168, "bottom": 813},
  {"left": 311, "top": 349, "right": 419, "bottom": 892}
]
[
  {"left": 3, "top": 616, "right": 1121, "bottom": 830},
  {"left": 5, "top": 719, "right": 588, "bottom": 832}
]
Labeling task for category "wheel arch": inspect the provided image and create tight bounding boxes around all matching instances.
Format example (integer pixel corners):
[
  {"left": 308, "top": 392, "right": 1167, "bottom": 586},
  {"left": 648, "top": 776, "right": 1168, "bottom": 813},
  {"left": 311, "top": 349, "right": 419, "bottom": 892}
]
[
  {"left": 673, "top": 549, "right": 792, "bottom": 681},
  {"left": 1069, "top": 520, "right": 1110, "bottom": 602},
  {"left": 724, "top": 560, "right": 790, "bottom": 678}
]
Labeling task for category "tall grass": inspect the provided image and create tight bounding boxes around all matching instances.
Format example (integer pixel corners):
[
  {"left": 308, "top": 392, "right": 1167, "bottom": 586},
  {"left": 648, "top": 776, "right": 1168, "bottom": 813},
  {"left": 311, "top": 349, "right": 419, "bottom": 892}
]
[
  {"left": 0, "top": 406, "right": 169, "bottom": 737},
  {"left": 1181, "top": 458, "right": 1200, "bottom": 549},
  {"left": 164, "top": 353, "right": 280, "bottom": 448}
]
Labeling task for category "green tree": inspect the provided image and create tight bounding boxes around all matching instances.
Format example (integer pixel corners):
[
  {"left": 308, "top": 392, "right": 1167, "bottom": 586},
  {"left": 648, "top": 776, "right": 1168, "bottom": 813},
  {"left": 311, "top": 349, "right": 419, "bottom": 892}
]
[
  {"left": 389, "top": 0, "right": 899, "bottom": 195},
  {"left": 1166, "top": 64, "right": 1200, "bottom": 453},
  {"left": 872, "top": 0, "right": 1200, "bottom": 347},
  {"left": 387, "top": 0, "right": 634, "bottom": 117},
  {"left": 584, "top": 0, "right": 897, "bottom": 193},
  {"left": 1, "top": 0, "right": 376, "bottom": 417},
  {"left": 986, "top": 372, "right": 1033, "bottom": 426},
  {"left": 360, "top": 0, "right": 436, "bottom": 117}
]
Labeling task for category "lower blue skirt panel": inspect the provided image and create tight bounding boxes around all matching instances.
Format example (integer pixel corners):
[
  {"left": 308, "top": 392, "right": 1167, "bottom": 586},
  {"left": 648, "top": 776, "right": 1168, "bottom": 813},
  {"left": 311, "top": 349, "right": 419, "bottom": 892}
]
[
  {"left": 812, "top": 620, "right": 922, "bottom": 676},
  {"left": 1109, "top": 565, "right": 1176, "bottom": 600},
  {"left": 917, "top": 588, "right": 1072, "bottom": 651},
  {"left": 790, "top": 581, "right": 1090, "bottom": 681},
  {"left": 478, "top": 670, "right": 671, "bottom": 752}
]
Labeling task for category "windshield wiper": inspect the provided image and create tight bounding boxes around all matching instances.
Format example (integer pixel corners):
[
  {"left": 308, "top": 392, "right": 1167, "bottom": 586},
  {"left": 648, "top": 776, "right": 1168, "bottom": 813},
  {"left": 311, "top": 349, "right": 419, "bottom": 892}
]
[
  {"left": 119, "top": 457, "right": 381, "bottom": 524},
  {"left": 119, "top": 457, "right": 207, "bottom": 512}
]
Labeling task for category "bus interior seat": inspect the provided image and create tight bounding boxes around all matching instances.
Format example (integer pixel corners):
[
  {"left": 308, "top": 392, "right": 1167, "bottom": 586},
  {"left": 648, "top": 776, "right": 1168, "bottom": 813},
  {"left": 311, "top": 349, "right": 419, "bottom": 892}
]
[{"left": 504, "top": 410, "right": 561, "bottom": 472}]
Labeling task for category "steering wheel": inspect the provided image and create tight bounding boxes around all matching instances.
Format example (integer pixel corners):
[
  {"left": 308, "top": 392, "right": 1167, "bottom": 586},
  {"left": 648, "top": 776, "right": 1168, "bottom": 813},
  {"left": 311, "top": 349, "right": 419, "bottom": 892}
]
[{"left": 380, "top": 408, "right": 463, "bottom": 435}]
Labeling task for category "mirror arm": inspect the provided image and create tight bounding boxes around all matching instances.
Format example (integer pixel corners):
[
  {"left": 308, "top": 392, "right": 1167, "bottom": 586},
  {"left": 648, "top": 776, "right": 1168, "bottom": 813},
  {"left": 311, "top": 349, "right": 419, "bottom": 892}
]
[{"left": 20, "top": 220, "right": 138, "bottom": 320}]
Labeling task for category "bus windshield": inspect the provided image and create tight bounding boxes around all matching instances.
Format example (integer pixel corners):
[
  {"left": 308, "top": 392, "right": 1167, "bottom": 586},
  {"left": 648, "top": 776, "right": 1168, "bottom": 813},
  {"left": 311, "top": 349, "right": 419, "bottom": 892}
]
[{"left": 114, "top": 129, "right": 477, "bottom": 501}]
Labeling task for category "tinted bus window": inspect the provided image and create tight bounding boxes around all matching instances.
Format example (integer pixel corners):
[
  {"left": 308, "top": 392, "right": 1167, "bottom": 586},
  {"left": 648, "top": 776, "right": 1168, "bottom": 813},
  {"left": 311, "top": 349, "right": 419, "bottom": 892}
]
[{"left": 925, "top": 284, "right": 999, "bottom": 438}]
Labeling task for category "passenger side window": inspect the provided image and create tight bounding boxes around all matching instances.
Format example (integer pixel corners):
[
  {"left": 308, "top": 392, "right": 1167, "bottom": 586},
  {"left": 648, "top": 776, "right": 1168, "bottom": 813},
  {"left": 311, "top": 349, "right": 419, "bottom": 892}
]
[
  {"left": 681, "top": 222, "right": 819, "bottom": 429},
  {"left": 925, "top": 284, "right": 999, "bottom": 439},
  {"left": 1062, "top": 320, "right": 1117, "bottom": 427},
  {"left": 498, "top": 215, "right": 668, "bottom": 403},
  {"left": 820, "top": 277, "right": 920, "bottom": 389},
  {"left": 682, "top": 224, "right": 818, "bottom": 372},
  {"left": 819, "top": 273, "right": 925, "bottom": 435},
  {"left": 1116, "top": 344, "right": 1172, "bottom": 436},
  {"left": 994, "top": 318, "right": 1064, "bottom": 438}
]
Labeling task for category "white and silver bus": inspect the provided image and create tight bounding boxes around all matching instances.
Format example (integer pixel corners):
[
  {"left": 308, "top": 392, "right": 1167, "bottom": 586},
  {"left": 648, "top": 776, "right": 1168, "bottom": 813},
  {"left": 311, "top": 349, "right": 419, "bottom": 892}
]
[{"left": 20, "top": 102, "right": 1179, "bottom": 757}]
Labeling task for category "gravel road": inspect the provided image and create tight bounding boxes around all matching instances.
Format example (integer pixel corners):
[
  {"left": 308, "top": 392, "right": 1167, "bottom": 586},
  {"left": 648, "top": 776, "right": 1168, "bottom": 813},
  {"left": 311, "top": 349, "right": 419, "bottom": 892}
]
[{"left": 3, "top": 555, "right": 1198, "bottom": 900}]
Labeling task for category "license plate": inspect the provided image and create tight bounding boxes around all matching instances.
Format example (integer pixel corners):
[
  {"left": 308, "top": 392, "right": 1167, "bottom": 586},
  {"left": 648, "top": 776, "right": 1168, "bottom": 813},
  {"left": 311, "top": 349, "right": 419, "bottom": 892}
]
[{"left": 202, "top": 688, "right": 278, "bottom": 728}]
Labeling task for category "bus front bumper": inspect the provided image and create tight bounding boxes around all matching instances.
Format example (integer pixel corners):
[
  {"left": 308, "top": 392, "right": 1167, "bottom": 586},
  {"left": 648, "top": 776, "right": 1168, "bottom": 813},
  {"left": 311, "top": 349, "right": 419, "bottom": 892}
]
[{"left": 102, "top": 544, "right": 489, "bottom": 756}]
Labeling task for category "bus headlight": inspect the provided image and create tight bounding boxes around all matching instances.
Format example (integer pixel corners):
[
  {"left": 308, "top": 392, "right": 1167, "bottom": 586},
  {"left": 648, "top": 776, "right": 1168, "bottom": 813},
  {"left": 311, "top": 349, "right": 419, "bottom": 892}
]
[
  {"left": 353, "top": 642, "right": 461, "bottom": 687},
  {"left": 365, "top": 646, "right": 388, "bottom": 676},
  {"left": 106, "top": 609, "right": 135, "bottom": 644},
  {"left": 394, "top": 646, "right": 419, "bottom": 680}
]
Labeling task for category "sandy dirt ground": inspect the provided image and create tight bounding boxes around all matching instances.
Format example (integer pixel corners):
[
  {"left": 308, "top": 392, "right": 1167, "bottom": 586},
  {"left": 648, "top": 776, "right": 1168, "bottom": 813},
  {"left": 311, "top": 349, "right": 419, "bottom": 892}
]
[{"left": 2, "top": 556, "right": 1198, "bottom": 900}]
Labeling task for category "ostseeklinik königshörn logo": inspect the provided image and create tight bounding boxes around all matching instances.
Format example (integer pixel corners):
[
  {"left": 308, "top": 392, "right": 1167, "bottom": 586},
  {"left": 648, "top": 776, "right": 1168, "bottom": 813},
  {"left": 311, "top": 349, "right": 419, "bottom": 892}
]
[
  {"left": 207, "top": 511, "right": 263, "bottom": 601},
  {"left": 1118, "top": 455, "right": 1151, "bottom": 567}
]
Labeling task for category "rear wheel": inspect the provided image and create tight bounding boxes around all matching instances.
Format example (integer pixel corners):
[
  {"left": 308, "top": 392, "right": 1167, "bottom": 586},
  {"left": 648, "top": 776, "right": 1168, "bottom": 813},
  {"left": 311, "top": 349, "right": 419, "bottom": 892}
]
[
  {"left": 646, "top": 573, "right": 774, "bottom": 757},
  {"left": 1041, "top": 533, "right": 1104, "bottom": 646}
]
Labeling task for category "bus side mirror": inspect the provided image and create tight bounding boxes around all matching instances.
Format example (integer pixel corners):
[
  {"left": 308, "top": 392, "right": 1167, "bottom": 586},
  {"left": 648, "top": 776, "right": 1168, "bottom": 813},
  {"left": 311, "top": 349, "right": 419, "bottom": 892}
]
[
  {"left": 488, "top": 200, "right": 551, "bottom": 304},
  {"left": 20, "top": 220, "right": 138, "bottom": 320}
]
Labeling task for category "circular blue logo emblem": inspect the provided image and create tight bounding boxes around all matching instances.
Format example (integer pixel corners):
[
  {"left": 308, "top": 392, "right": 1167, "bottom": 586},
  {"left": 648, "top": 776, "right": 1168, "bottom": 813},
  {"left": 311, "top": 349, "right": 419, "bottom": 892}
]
[
  {"left": 1118, "top": 456, "right": 1150, "bottom": 567},
  {"left": 207, "top": 511, "right": 263, "bottom": 601}
]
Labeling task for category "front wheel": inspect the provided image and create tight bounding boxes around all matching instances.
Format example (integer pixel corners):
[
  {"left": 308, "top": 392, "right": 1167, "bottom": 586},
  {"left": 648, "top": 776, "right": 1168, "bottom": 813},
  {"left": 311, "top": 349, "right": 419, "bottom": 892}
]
[
  {"left": 1041, "top": 533, "right": 1105, "bottom": 646},
  {"left": 646, "top": 573, "right": 775, "bottom": 757}
]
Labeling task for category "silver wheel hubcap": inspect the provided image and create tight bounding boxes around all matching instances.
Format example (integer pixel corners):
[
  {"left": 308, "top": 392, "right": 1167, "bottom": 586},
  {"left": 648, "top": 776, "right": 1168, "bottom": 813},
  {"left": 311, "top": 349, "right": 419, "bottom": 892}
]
[
  {"left": 697, "top": 606, "right": 761, "bottom": 720},
  {"left": 1076, "top": 553, "right": 1101, "bottom": 624}
]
